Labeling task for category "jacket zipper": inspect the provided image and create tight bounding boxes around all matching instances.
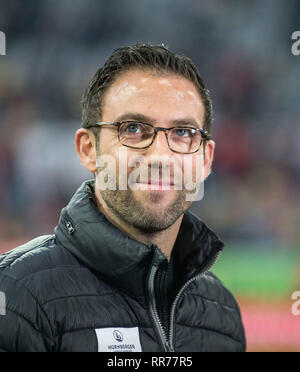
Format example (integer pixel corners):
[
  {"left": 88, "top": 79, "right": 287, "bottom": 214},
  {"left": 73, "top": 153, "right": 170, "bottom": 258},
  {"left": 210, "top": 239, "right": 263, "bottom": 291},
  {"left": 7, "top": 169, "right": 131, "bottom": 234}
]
[
  {"left": 148, "top": 250, "right": 222, "bottom": 352},
  {"left": 148, "top": 265, "right": 170, "bottom": 352}
]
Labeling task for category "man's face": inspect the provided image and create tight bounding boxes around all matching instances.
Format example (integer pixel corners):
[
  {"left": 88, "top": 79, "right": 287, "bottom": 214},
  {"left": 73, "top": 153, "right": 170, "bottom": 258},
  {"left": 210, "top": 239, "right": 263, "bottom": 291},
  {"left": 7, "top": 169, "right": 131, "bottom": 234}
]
[{"left": 94, "top": 69, "right": 214, "bottom": 233}]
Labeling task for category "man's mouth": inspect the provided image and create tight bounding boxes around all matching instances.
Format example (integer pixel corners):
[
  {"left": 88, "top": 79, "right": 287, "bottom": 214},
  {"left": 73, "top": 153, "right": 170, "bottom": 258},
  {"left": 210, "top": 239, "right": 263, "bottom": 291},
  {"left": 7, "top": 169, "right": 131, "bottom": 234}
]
[{"left": 136, "top": 179, "right": 176, "bottom": 190}]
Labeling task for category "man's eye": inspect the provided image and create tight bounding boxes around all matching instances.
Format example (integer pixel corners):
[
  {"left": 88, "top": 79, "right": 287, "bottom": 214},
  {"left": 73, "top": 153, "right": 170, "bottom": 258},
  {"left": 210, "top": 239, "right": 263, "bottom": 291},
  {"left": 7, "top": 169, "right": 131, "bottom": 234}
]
[
  {"left": 175, "top": 129, "right": 187, "bottom": 137},
  {"left": 125, "top": 123, "right": 142, "bottom": 134},
  {"left": 175, "top": 128, "right": 195, "bottom": 137}
]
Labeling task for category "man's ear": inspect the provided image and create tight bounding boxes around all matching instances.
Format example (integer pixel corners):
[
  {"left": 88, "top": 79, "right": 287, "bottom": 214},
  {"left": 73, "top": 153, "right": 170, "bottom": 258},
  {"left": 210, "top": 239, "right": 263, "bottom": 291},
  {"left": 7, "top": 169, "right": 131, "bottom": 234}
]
[{"left": 75, "top": 128, "right": 97, "bottom": 173}]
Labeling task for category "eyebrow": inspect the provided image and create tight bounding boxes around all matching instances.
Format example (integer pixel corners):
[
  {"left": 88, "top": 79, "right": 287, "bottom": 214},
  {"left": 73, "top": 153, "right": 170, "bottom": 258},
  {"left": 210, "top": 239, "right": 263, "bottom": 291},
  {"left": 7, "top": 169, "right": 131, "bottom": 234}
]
[{"left": 115, "top": 112, "right": 203, "bottom": 129}]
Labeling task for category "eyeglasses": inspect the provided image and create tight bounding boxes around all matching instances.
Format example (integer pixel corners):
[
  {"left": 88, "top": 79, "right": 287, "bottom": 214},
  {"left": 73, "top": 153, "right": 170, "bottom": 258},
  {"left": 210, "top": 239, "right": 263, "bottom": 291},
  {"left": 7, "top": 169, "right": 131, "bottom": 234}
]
[{"left": 86, "top": 121, "right": 211, "bottom": 154}]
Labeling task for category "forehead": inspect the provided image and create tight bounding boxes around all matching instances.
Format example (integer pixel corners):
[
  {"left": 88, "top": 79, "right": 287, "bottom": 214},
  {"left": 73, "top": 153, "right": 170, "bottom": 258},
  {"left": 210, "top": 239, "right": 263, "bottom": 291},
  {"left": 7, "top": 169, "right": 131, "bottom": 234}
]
[{"left": 101, "top": 69, "right": 205, "bottom": 124}]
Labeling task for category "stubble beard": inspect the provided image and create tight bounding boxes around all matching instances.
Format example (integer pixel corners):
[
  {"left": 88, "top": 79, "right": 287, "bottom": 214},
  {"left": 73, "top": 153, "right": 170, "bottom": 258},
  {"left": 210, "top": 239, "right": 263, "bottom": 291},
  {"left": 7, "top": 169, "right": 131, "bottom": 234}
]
[{"left": 99, "top": 186, "right": 192, "bottom": 234}]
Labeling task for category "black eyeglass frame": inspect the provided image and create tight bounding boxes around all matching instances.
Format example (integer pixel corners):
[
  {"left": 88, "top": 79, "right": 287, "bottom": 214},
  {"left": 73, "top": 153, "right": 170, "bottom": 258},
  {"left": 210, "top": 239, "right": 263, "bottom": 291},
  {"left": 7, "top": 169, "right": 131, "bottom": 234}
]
[{"left": 86, "top": 120, "right": 211, "bottom": 154}]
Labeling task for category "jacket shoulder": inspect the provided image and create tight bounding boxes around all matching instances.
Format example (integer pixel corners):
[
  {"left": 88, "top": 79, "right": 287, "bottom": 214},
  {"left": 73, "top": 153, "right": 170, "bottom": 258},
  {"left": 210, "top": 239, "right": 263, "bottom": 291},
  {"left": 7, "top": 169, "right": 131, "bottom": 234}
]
[
  {"left": 0, "top": 235, "right": 89, "bottom": 311},
  {"left": 0, "top": 235, "right": 80, "bottom": 280},
  {"left": 202, "top": 271, "right": 241, "bottom": 310},
  {"left": 0, "top": 234, "right": 108, "bottom": 309},
  {"left": 183, "top": 270, "right": 246, "bottom": 351},
  {"left": 0, "top": 235, "right": 73, "bottom": 351}
]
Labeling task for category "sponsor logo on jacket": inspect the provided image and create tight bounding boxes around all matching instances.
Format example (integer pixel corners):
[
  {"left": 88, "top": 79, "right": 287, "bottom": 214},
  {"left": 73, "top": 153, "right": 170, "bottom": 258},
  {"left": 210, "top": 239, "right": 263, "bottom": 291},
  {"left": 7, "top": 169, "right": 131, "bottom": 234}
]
[
  {"left": 0, "top": 291, "right": 6, "bottom": 315},
  {"left": 95, "top": 327, "right": 142, "bottom": 352}
]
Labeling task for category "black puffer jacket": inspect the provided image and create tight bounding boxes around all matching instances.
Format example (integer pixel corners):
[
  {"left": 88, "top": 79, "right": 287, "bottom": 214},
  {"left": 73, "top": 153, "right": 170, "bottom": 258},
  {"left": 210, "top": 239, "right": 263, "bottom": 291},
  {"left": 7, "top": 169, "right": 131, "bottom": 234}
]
[{"left": 0, "top": 180, "right": 246, "bottom": 352}]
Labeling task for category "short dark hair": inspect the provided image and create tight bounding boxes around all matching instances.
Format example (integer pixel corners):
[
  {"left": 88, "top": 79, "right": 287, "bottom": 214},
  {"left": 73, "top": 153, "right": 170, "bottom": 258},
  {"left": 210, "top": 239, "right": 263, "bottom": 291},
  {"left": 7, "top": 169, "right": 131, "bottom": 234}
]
[{"left": 81, "top": 43, "right": 213, "bottom": 142}]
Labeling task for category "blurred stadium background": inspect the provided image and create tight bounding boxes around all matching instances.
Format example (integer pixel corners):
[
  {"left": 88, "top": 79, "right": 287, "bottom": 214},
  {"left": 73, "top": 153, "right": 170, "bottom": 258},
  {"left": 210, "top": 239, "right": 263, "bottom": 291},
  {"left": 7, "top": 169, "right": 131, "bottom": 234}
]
[{"left": 0, "top": 0, "right": 299, "bottom": 352}]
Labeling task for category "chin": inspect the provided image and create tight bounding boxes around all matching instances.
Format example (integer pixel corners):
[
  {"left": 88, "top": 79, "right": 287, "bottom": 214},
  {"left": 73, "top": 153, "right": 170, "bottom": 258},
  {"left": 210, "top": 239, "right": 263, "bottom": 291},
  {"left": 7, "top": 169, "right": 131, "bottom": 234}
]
[{"left": 137, "top": 189, "right": 177, "bottom": 203}]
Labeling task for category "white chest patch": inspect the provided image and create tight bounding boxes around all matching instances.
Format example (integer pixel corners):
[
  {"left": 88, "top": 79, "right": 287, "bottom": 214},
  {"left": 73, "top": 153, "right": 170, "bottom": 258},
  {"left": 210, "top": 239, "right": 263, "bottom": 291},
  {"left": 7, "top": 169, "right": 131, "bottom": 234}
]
[{"left": 95, "top": 327, "right": 142, "bottom": 352}]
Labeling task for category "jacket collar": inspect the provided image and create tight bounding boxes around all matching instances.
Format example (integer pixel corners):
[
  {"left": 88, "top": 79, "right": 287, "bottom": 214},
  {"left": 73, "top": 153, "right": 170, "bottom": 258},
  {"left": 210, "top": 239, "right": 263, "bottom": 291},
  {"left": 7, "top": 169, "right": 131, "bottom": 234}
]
[{"left": 54, "top": 180, "right": 224, "bottom": 302}]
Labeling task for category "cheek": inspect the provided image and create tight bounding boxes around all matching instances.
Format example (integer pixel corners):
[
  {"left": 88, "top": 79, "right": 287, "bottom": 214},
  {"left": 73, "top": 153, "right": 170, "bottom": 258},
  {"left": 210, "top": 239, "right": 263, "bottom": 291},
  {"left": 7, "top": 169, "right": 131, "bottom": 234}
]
[
  {"left": 115, "top": 148, "right": 144, "bottom": 186},
  {"left": 181, "top": 154, "right": 205, "bottom": 183},
  {"left": 99, "top": 131, "right": 120, "bottom": 154},
  {"left": 96, "top": 134, "right": 124, "bottom": 179}
]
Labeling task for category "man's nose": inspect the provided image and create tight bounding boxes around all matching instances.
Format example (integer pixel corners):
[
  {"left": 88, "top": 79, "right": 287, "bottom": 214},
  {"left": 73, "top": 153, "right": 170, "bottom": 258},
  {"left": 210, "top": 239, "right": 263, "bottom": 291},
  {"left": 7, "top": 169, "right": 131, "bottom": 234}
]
[{"left": 146, "top": 130, "right": 171, "bottom": 155}]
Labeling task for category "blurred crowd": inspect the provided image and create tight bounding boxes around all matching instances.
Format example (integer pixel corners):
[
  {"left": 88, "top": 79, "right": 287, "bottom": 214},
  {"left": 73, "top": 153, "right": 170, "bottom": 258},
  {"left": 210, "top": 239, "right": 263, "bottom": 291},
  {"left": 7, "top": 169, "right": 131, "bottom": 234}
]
[{"left": 0, "top": 0, "right": 300, "bottom": 251}]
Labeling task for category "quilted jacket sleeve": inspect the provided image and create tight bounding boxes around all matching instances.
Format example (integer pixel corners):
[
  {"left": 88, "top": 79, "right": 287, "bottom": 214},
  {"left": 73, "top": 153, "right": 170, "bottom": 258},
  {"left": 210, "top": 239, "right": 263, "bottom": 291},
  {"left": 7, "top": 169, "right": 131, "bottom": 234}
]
[{"left": 0, "top": 272, "right": 56, "bottom": 352}]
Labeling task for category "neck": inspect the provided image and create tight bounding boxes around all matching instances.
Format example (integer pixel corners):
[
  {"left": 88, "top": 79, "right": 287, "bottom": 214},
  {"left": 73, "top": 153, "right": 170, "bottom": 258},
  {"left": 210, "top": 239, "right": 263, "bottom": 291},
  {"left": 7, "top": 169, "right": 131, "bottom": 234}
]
[{"left": 94, "top": 189, "right": 183, "bottom": 261}]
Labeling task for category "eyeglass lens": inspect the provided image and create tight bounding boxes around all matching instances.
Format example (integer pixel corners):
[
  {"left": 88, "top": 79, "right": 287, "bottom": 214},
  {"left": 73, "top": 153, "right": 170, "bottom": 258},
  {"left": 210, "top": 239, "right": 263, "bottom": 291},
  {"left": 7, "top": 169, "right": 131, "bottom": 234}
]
[{"left": 118, "top": 122, "right": 202, "bottom": 153}]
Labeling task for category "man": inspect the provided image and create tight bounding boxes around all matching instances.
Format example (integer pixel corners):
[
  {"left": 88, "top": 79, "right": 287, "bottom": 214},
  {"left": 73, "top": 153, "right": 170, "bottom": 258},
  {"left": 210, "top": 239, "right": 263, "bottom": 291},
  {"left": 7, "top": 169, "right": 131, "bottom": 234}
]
[{"left": 0, "top": 44, "right": 246, "bottom": 352}]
